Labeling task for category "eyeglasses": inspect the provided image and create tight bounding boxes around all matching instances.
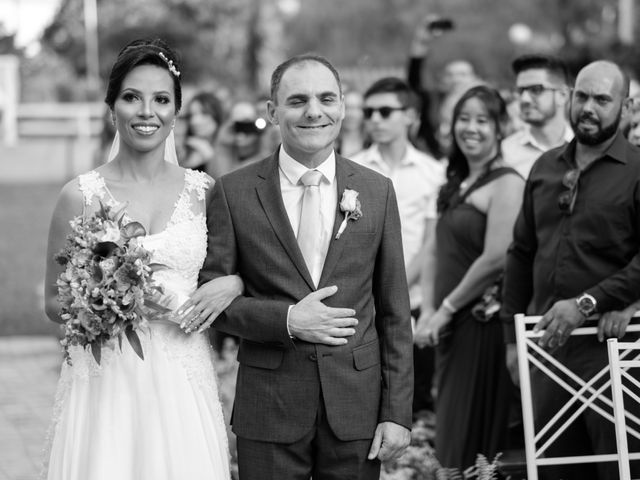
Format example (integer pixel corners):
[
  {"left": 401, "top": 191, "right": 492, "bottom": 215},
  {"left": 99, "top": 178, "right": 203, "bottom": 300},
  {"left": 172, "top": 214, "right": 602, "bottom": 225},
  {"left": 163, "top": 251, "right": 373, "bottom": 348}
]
[
  {"left": 515, "top": 84, "right": 558, "bottom": 98},
  {"left": 362, "top": 106, "right": 407, "bottom": 119},
  {"left": 558, "top": 168, "right": 580, "bottom": 215}
]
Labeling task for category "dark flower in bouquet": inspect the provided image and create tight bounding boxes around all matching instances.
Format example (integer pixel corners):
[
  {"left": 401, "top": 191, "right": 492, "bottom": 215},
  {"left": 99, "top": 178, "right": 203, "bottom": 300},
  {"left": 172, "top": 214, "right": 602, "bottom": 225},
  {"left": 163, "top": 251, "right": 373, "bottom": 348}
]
[{"left": 54, "top": 201, "right": 169, "bottom": 365}]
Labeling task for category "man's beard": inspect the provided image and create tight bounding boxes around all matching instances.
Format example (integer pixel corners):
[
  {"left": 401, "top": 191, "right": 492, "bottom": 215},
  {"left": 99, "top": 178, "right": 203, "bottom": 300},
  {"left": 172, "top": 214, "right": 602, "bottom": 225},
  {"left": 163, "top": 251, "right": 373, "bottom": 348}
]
[
  {"left": 570, "top": 108, "right": 621, "bottom": 146},
  {"left": 522, "top": 105, "right": 555, "bottom": 128}
]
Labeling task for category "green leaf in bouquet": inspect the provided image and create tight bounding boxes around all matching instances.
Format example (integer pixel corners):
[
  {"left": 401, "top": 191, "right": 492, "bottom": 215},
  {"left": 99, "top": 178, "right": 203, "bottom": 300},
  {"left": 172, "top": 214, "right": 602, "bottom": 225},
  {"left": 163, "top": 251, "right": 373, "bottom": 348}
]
[
  {"left": 98, "top": 199, "right": 111, "bottom": 220},
  {"left": 145, "top": 297, "right": 173, "bottom": 314},
  {"left": 118, "top": 334, "right": 123, "bottom": 352},
  {"left": 90, "top": 340, "right": 102, "bottom": 365},
  {"left": 125, "top": 326, "right": 145, "bottom": 361},
  {"left": 149, "top": 263, "right": 169, "bottom": 273},
  {"left": 111, "top": 203, "right": 128, "bottom": 227},
  {"left": 121, "top": 221, "right": 147, "bottom": 239}
]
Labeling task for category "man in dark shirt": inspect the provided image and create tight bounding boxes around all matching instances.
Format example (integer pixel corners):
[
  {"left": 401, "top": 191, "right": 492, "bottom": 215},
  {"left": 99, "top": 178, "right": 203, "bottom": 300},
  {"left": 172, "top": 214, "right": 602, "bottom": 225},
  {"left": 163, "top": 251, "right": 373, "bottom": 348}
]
[{"left": 502, "top": 60, "right": 640, "bottom": 479}]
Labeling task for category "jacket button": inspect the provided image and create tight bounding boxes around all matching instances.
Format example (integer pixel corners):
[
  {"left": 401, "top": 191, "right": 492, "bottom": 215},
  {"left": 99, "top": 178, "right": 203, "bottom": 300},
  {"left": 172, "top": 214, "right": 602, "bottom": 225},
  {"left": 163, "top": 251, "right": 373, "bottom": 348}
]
[{"left": 309, "top": 353, "right": 317, "bottom": 362}]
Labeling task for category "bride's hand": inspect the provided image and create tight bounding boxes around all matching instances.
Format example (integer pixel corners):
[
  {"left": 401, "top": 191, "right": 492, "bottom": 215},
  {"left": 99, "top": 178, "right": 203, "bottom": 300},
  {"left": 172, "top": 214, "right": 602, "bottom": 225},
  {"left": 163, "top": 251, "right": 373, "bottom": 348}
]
[
  {"left": 413, "top": 307, "right": 452, "bottom": 348},
  {"left": 177, "top": 275, "right": 244, "bottom": 333}
]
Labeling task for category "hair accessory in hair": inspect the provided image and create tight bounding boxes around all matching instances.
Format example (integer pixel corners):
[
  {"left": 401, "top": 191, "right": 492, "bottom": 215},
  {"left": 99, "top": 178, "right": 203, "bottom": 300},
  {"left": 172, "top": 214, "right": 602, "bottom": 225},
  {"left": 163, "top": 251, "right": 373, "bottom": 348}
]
[{"left": 158, "top": 52, "right": 180, "bottom": 78}]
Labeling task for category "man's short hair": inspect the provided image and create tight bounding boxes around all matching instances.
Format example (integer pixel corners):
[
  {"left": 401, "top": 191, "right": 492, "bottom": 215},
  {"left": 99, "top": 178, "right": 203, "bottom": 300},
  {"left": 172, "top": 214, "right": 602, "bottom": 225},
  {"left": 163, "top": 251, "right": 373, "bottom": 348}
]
[
  {"left": 512, "top": 54, "right": 569, "bottom": 85},
  {"left": 363, "top": 77, "right": 419, "bottom": 110},
  {"left": 270, "top": 53, "right": 342, "bottom": 103}
]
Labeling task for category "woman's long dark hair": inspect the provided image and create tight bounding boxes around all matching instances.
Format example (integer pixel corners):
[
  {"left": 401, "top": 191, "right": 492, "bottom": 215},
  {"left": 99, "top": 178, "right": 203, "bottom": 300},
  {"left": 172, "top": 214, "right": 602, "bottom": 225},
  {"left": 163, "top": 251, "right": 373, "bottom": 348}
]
[{"left": 436, "top": 85, "right": 508, "bottom": 213}]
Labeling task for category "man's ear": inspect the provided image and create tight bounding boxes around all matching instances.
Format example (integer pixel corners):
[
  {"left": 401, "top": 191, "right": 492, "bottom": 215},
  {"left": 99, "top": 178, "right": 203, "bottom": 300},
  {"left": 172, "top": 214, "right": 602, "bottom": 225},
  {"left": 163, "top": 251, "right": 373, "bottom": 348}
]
[
  {"left": 338, "top": 94, "right": 346, "bottom": 122},
  {"left": 266, "top": 100, "right": 279, "bottom": 125},
  {"left": 405, "top": 106, "right": 418, "bottom": 125},
  {"left": 557, "top": 86, "right": 571, "bottom": 105},
  {"left": 623, "top": 97, "right": 633, "bottom": 117}
]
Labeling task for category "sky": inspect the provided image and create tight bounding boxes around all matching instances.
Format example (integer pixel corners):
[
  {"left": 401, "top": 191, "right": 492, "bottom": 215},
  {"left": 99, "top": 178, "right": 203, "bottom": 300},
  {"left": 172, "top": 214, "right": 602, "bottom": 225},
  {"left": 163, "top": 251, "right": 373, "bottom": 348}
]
[{"left": 1, "top": 0, "right": 62, "bottom": 50}]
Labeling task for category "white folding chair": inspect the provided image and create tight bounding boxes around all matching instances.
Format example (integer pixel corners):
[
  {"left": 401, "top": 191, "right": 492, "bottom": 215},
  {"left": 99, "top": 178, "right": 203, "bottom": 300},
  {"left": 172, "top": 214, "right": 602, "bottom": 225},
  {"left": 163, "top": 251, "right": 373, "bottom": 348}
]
[
  {"left": 515, "top": 314, "right": 640, "bottom": 480},
  {"left": 607, "top": 337, "right": 640, "bottom": 480}
]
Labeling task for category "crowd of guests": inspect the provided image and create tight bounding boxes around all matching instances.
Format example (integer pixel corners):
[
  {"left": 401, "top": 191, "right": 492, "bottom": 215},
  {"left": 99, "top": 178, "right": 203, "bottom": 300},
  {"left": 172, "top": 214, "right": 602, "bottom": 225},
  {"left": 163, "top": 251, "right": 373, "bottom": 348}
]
[{"left": 86, "top": 16, "right": 640, "bottom": 479}]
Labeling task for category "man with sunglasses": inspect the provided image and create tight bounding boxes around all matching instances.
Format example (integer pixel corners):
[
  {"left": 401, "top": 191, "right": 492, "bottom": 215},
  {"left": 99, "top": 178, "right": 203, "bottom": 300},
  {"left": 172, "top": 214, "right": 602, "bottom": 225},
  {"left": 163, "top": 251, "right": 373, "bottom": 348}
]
[
  {"left": 352, "top": 77, "right": 444, "bottom": 418},
  {"left": 502, "top": 60, "right": 640, "bottom": 479},
  {"left": 502, "top": 54, "right": 573, "bottom": 179}
]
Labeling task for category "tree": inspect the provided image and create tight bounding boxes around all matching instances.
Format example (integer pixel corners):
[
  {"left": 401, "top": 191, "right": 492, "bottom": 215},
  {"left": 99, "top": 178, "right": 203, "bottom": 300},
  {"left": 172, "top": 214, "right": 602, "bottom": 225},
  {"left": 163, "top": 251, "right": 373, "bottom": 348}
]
[
  {"left": 27, "top": 0, "right": 640, "bottom": 102},
  {"left": 38, "top": 0, "right": 288, "bottom": 100}
]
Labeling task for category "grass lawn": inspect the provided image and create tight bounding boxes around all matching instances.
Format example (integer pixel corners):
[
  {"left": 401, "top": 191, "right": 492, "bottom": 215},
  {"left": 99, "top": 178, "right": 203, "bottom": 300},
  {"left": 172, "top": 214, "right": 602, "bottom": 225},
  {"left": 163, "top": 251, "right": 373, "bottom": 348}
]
[{"left": 0, "top": 182, "right": 64, "bottom": 336}]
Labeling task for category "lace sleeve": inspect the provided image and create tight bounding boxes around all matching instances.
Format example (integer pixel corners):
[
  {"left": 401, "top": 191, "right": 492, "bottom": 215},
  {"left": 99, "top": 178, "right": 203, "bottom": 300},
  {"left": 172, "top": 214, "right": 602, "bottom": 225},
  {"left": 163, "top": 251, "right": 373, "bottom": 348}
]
[
  {"left": 77, "top": 171, "right": 109, "bottom": 218},
  {"left": 184, "top": 169, "right": 213, "bottom": 202},
  {"left": 78, "top": 171, "right": 107, "bottom": 206}
]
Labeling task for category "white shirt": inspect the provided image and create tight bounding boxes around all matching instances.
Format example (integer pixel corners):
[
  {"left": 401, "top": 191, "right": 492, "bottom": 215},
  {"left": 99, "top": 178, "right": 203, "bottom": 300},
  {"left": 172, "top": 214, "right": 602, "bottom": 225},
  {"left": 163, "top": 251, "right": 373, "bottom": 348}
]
[
  {"left": 279, "top": 146, "right": 337, "bottom": 286},
  {"left": 502, "top": 124, "right": 574, "bottom": 178},
  {"left": 351, "top": 143, "right": 445, "bottom": 308}
]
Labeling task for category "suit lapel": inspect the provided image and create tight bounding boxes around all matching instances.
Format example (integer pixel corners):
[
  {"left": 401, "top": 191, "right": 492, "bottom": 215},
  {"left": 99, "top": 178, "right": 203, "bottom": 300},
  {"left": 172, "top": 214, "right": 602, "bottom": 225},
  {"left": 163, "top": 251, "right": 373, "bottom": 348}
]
[
  {"left": 255, "top": 153, "right": 316, "bottom": 290},
  {"left": 318, "top": 156, "right": 355, "bottom": 288}
]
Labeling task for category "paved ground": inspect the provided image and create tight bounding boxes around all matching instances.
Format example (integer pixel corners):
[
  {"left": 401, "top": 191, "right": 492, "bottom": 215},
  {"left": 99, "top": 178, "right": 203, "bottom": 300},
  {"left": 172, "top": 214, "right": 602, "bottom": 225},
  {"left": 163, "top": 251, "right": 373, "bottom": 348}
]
[
  {"left": 0, "top": 336, "right": 61, "bottom": 480},
  {"left": 0, "top": 335, "right": 240, "bottom": 480}
]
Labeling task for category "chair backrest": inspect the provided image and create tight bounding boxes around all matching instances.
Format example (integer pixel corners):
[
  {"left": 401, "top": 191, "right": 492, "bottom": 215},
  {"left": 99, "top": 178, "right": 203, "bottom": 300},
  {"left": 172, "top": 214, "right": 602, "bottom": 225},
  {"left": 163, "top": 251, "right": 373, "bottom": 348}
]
[
  {"left": 515, "top": 314, "right": 640, "bottom": 480},
  {"left": 607, "top": 337, "right": 640, "bottom": 480}
]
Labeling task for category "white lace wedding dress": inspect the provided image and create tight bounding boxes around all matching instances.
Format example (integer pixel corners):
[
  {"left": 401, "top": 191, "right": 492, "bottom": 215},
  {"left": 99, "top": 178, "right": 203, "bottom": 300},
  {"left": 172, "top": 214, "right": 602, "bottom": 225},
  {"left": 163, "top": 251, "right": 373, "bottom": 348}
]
[{"left": 43, "top": 169, "right": 231, "bottom": 480}]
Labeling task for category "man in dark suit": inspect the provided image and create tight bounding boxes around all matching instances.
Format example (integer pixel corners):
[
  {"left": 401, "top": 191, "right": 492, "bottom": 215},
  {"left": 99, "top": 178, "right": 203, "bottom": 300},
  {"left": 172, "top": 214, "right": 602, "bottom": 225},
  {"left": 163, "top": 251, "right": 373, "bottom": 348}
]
[{"left": 199, "top": 54, "right": 414, "bottom": 479}]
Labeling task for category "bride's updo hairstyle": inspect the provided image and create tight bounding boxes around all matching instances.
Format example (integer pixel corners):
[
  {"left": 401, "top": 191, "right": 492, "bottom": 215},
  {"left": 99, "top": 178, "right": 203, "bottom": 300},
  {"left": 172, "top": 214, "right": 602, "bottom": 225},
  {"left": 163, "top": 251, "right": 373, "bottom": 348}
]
[{"left": 104, "top": 38, "right": 182, "bottom": 113}]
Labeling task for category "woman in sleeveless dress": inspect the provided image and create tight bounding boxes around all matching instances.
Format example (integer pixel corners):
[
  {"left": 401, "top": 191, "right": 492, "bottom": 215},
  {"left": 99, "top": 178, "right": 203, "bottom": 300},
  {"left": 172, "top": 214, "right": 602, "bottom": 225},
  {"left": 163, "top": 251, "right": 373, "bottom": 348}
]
[
  {"left": 42, "top": 39, "right": 240, "bottom": 480},
  {"left": 414, "top": 85, "right": 525, "bottom": 471}
]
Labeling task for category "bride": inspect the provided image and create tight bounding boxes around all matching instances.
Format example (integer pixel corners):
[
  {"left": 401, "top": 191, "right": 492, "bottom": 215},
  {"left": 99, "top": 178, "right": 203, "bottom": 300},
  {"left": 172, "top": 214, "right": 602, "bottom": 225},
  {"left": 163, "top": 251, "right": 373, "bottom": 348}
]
[{"left": 42, "top": 38, "right": 241, "bottom": 480}]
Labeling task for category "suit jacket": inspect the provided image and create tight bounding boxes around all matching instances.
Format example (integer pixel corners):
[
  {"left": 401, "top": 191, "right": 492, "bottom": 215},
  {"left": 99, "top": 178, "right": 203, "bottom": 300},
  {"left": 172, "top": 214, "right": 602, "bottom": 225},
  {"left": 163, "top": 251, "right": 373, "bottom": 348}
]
[{"left": 200, "top": 151, "right": 413, "bottom": 443}]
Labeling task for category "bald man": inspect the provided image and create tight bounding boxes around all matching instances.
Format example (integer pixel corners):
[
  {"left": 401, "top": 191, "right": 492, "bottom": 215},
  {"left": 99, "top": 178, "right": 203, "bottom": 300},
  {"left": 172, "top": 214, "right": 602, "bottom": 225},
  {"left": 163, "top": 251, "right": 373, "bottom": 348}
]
[{"left": 502, "top": 60, "right": 640, "bottom": 479}]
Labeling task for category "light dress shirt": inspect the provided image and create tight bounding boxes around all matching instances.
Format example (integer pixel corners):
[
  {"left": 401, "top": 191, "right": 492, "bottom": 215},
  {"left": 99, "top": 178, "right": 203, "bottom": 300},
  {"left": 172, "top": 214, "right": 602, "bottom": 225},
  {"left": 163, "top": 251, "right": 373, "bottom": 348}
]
[
  {"left": 502, "top": 124, "right": 574, "bottom": 179},
  {"left": 351, "top": 143, "right": 445, "bottom": 309},
  {"left": 279, "top": 146, "right": 337, "bottom": 287}
]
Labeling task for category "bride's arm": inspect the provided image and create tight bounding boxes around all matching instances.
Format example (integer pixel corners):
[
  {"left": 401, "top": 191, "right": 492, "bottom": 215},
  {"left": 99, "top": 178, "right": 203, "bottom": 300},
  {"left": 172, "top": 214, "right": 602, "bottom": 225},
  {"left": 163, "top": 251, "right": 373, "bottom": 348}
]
[
  {"left": 178, "top": 275, "right": 244, "bottom": 333},
  {"left": 44, "top": 180, "right": 84, "bottom": 323},
  {"left": 177, "top": 175, "right": 244, "bottom": 333}
]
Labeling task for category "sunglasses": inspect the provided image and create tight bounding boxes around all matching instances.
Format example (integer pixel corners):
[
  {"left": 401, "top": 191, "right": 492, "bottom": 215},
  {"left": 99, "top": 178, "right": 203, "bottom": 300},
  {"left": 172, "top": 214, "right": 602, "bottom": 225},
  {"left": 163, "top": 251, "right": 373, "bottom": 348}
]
[
  {"left": 515, "top": 84, "right": 558, "bottom": 98},
  {"left": 558, "top": 168, "right": 580, "bottom": 215},
  {"left": 362, "top": 106, "right": 407, "bottom": 119}
]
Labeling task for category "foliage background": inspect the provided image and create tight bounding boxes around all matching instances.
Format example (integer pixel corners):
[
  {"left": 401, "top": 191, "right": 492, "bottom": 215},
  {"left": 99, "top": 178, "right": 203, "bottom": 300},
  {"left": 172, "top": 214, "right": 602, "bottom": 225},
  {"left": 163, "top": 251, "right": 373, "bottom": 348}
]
[{"left": 6, "top": 0, "right": 640, "bottom": 103}]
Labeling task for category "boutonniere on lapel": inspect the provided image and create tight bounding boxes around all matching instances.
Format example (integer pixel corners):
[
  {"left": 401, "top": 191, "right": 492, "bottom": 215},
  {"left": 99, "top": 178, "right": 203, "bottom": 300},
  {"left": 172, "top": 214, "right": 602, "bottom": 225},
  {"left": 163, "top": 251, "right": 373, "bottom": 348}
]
[{"left": 335, "top": 189, "right": 363, "bottom": 239}]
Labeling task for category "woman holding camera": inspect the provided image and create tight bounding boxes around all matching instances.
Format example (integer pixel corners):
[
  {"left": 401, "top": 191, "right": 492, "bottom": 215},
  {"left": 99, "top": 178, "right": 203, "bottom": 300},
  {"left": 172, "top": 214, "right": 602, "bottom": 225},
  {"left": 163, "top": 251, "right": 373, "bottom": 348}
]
[{"left": 214, "top": 100, "right": 271, "bottom": 173}]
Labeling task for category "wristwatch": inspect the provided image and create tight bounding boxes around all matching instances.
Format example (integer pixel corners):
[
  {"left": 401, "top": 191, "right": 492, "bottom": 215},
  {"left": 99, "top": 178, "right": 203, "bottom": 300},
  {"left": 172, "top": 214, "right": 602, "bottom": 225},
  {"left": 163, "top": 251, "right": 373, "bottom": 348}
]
[{"left": 575, "top": 293, "right": 597, "bottom": 317}]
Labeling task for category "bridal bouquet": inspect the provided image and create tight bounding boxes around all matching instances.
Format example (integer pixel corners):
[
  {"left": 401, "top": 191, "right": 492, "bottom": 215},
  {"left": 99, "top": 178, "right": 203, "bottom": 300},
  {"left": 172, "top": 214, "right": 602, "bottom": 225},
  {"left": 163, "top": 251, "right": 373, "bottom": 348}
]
[{"left": 54, "top": 201, "right": 169, "bottom": 365}]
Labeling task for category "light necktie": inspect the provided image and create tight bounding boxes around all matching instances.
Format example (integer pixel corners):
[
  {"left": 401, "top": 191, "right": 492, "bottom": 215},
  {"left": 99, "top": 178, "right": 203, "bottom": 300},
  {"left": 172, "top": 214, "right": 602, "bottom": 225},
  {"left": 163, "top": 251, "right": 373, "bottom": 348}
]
[{"left": 297, "top": 169, "right": 324, "bottom": 284}]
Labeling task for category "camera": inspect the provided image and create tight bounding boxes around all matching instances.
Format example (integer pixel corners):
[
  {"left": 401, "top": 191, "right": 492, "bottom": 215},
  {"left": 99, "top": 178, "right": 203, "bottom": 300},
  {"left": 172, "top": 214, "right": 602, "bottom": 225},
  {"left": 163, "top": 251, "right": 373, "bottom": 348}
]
[
  {"left": 427, "top": 17, "right": 454, "bottom": 33},
  {"left": 233, "top": 119, "right": 266, "bottom": 135}
]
